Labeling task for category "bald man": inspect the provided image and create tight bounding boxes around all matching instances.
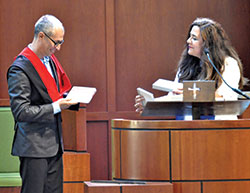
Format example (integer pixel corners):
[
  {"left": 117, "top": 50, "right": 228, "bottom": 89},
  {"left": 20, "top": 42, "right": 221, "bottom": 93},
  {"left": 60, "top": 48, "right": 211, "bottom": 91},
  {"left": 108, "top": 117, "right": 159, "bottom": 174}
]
[{"left": 7, "top": 14, "right": 77, "bottom": 193}]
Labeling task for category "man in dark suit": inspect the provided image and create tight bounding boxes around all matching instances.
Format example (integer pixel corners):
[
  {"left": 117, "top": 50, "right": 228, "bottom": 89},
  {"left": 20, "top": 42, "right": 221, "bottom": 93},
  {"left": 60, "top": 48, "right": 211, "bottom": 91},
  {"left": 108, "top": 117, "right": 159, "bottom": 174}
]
[{"left": 7, "top": 14, "right": 77, "bottom": 193}]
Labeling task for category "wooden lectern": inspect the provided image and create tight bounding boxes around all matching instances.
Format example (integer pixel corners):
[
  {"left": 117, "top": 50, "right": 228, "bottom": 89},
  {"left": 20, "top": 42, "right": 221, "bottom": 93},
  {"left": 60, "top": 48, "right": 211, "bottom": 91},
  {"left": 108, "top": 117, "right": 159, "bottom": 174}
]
[
  {"left": 111, "top": 99, "right": 250, "bottom": 193},
  {"left": 112, "top": 118, "right": 250, "bottom": 193}
]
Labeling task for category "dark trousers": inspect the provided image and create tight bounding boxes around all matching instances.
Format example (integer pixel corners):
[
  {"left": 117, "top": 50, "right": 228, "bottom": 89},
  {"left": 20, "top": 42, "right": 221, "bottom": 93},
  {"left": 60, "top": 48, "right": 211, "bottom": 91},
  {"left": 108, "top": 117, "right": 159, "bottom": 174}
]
[{"left": 19, "top": 153, "right": 63, "bottom": 193}]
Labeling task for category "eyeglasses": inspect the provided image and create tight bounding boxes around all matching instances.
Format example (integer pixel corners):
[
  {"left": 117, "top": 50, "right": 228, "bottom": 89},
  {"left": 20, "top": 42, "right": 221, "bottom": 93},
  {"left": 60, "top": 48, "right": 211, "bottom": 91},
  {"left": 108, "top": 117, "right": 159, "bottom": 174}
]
[{"left": 42, "top": 31, "right": 64, "bottom": 47}]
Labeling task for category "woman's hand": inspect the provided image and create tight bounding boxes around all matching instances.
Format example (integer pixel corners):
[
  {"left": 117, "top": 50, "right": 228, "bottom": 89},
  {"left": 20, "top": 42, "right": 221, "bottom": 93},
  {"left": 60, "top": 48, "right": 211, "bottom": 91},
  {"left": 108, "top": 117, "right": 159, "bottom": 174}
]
[
  {"left": 172, "top": 87, "right": 183, "bottom": 95},
  {"left": 134, "top": 95, "right": 145, "bottom": 113}
]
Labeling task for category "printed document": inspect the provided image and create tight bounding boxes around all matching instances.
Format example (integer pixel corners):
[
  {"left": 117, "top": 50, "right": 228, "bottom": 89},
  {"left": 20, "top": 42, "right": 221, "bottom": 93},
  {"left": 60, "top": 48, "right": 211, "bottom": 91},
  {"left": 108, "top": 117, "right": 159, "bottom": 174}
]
[{"left": 66, "top": 86, "right": 97, "bottom": 104}]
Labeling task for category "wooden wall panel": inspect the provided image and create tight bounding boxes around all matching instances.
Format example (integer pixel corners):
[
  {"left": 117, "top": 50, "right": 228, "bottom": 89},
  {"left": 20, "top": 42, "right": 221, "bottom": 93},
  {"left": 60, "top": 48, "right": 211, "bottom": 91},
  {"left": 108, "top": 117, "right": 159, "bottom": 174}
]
[
  {"left": 114, "top": 0, "right": 250, "bottom": 111},
  {"left": 56, "top": 0, "right": 107, "bottom": 112},
  {"left": 172, "top": 129, "right": 250, "bottom": 180},
  {"left": 63, "top": 152, "right": 90, "bottom": 181},
  {"left": 0, "top": 1, "right": 34, "bottom": 100},
  {"left": 0, "top": 0, "right": 107, "bottom": 112},
  {"left": 87, "top": 121, "right": 109, "bottom": 180},
  {"left": 63, "top": 183, "right": 84, "bottom": 193},
  {"left": 203, "top": 181, "right": 250, "bottom": 193},
  {"left": 122, "top": 182, "right": 173, "bottom": 193},
  {"left": 173, "top": 182, "right": 201, "bottom": 193}
]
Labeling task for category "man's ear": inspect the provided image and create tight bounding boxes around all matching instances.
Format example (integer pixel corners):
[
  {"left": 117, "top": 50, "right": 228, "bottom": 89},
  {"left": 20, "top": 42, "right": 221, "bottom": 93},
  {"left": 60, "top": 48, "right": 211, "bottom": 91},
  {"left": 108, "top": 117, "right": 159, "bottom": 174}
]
[{"left": 38, "top": 31, "right": 44, "bottom": 40}]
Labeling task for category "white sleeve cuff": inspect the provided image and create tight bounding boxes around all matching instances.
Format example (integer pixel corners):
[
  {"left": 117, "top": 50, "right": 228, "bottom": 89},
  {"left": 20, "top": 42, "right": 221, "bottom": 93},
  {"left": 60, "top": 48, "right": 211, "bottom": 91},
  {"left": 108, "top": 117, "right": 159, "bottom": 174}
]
[{"left": 52, "top": 101, "right": 61, "bottom": 114}]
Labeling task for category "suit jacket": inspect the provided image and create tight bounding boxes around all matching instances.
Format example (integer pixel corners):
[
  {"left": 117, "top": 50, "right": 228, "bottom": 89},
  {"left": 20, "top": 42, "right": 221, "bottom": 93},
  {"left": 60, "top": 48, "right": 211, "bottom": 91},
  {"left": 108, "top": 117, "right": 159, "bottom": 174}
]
[{"left": 7, "top": 55, "right": 63, "bottom": 158}]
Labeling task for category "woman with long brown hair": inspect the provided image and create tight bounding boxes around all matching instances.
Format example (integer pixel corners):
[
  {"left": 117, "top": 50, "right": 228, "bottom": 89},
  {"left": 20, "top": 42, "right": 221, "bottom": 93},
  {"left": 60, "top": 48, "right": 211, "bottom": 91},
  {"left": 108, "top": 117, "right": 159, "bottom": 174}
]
[
  {"left": 135, "top": 17, "right": 247, "bottom": 114},
  {"left": 177, "top": 17, "right": 246, "bottom": 98}
]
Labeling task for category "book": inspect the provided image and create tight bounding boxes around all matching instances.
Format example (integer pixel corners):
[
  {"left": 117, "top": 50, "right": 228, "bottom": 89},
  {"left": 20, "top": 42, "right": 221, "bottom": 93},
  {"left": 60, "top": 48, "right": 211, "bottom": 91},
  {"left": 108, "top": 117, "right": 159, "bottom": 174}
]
[
  {"left": 136, "top": 87, "right": 154, "bottom": 106},
  {"left": 66, "top": 86, "right": 97, "bottom": 104},
  {"left": 152, "top": 78, "right": 183, "bottom": 92},
  {"left": 137, "top": 87, "right": 182, "bottom": 106}
]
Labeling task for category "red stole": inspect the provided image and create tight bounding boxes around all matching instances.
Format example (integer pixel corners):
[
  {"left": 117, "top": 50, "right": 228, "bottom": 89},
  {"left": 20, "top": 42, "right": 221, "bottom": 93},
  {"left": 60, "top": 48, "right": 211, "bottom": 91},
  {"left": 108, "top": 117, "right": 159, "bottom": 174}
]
[{"left": 18, "top": 47, "right": 72, "bottom": 102}]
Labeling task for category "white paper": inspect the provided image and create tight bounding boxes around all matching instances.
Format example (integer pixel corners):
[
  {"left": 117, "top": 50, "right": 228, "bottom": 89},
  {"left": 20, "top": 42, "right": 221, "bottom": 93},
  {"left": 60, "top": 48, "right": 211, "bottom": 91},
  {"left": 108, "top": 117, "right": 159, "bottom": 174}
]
[
  {"left": 66, "top": 86, "right": 97, "bottom": 104},
  {"left": 152, "top": 78, "right": 183, "bottom": 92}
]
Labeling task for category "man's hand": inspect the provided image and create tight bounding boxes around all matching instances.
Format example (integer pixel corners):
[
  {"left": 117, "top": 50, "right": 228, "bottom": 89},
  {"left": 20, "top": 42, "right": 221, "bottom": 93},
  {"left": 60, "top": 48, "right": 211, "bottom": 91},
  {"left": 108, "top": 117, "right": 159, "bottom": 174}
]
[{"left": 57, "top": 98, "right": 78, "bottom": 110}]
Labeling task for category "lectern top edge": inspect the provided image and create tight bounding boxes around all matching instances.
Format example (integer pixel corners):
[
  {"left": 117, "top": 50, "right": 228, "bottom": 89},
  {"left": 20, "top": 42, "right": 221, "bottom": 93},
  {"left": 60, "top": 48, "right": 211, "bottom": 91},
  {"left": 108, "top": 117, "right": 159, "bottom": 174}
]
[{"left": 141, "top": 100, "right": 250, "bottom": 118}]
